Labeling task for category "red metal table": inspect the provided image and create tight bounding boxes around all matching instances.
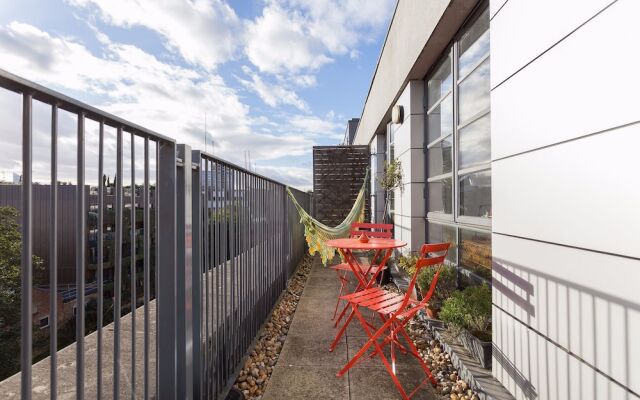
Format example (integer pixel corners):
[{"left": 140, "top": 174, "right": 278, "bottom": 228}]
[{"left": 325, "top": 237, "right": 406, "bottom": 351}]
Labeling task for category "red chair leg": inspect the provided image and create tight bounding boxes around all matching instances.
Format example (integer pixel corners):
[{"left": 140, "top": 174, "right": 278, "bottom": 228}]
[{"left": 332, "top": 270, "right": 349, "bottom": 321}]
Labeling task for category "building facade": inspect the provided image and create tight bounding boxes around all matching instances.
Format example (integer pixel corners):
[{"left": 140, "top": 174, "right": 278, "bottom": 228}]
[{"left": 355, "top": 0, "right": 640, "bottom": 398}]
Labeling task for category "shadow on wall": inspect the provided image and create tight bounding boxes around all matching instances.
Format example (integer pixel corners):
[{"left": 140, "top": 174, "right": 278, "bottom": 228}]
[{"left": 492, "top": 258, "right": 640, "bottom": 400}]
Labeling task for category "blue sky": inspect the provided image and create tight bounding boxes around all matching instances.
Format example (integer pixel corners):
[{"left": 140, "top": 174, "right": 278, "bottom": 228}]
[{"left": 0, "top": 0, "right": 395, "bottom": 190}]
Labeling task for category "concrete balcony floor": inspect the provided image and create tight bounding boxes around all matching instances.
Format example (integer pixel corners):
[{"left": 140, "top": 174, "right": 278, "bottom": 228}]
[{"left": 262, "top": 257, "right": 437, "bottom": 400}]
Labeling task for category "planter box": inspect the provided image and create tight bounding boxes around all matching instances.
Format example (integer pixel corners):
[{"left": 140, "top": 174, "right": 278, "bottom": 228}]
[{"left": 459, "top": 329, "right": 492, "bottom": 369}]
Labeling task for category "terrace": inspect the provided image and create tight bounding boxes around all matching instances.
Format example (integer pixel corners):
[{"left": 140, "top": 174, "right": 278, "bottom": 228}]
[{"left": 2, "top": 0, "right": 640, "bottom": 399}]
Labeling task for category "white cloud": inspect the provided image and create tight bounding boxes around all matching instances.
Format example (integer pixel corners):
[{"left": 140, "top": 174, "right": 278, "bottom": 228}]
[
  {"left": 244, "top": 0, "right": 394, "bottom": 74},
  {"left": 0, "top": 22, "right": 315, "bottom": 188},
  {"left": 244, "top": 4, "right": 332, "bottom": 74},
  {"left": 238, "top": 66, "right": 308, "bottom": 111},
  {"left": 256, "top": 165, "right": 312, "bottom": 191},
  {"left": 66, "top": 0, "right": 241, "bottom": 69}
]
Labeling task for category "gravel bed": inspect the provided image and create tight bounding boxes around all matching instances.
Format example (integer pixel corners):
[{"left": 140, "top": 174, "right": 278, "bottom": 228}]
[{"left": 232, "top": 256, "right": 312, "bottom": 399}]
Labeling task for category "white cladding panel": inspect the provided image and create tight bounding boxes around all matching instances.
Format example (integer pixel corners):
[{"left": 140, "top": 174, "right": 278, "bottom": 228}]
[
  {"left": 492, "top": 234, "right": 640, "bottom": 394},
  {"left": 491, "top": 0, "right": 640, "bottom": 160},
  {"left": 490, "top": 0, "right": 612, "bottom": 87},
  {"left": 492, "top": 122, "right": 640, "bottom": 259}
]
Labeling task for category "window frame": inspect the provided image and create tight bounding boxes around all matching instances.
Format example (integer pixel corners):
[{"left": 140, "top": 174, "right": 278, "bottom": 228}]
[
  {"left": 424, "top": 2, "right": 492, "bottom": 285},
  {"left": 425, "top": 4, "right": 491, "bottom": 229}
]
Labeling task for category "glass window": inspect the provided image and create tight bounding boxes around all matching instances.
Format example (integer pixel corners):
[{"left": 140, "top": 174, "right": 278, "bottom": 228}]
[
  {"left": 427, "top": 135, "right": 453, "bottom": 177},
  {"left": 458, "top": 8, "right": 490, "bottom": 77},
  {"left": 428, "top": 222, "right": 457, "bottom": 264},
  {"left": 459, "top": 228, "right": 491, "bottom": 279},
  {"left": 459, "top": 170, "right": 491, "bottom": 218},
  {"left": 428, "top": 177, "right": 453, "bottom": 214},
  {"left": 458, "top": 113, "right": 491, "bottom": 169},
  {"left": 427, "top": 55, "right": 452, "bottom": 108},
  {"left": 458, "top": 58, "right": 490, "bottom": 123},
  {"left": 427, "top": 93, "right": 453, "bottom": 143}
]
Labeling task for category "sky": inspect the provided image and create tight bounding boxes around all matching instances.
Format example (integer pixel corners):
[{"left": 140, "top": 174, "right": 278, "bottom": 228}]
[{"left": 0, "top": 0, "right": 396, "bottom": 191}]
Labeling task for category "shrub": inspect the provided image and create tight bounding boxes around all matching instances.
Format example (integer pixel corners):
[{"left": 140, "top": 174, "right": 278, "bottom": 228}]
[
  {"left": 396, "top": 253, "right": 419, "bottom": 276},
  {"left": 439, "top": 284, "right": 491, "bottom": 341},
  {"left": 416, "top": 265, "right": 456, "bottom": 310}
]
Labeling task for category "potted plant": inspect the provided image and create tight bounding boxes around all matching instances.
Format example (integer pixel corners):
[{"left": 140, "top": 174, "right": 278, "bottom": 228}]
[
  {"left": 416, "top": 265, "right": 456, "bottom": 319},
  {"left": 439, "top": 284, "right": 492, "bottom": 368}
]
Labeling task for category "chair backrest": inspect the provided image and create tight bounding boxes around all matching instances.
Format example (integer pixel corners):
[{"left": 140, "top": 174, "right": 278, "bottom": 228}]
[
  {"left": 350, "top": 222, "right": 393, "bottom": 239},
  {"left": 396, "top": 242, "right": 450, "bottom": 316}
]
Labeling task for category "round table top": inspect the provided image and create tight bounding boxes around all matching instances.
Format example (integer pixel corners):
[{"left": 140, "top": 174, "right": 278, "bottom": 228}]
[{"left": 325, "top": 237, "right": 407, "bottom": 250}]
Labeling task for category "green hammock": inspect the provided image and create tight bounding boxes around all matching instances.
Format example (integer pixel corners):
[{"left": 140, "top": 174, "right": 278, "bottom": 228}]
[{"left": 287, "top": 170, "right": 369, "bottom": 265}]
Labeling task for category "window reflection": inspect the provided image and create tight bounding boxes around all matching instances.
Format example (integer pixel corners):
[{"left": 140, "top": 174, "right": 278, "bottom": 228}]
[
  {"left": 428, "top": 178, "right": 453, "bottom": 214},
  {"left": 458, "top": 59, "right": 490, "bottom": 124},
  {"left": 427, "top": 54, "right": 452, "bottom": 108},
  {"left": 427, "top": 135, "right": 453, "bottom": 177},
  {"left": 459, "top": 170, "right": 491, "bottom": 218},
  {"left": 459, "top": 114, "right": 491, "bottom": 169},
  {"left": 427, "top": 93, "right": 453, "bottom": 143},
  {"left": 460, "top": 228, "right": 491, "bottom": 279},
  {"left": 427, "top": 222, "right": 457, "bottom": 264},
  {"left": 458, "top": 8, "right": 490, "bottom": 78}
]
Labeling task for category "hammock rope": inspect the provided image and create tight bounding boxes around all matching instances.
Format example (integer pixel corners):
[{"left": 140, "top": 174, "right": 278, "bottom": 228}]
[{"left": 287, "top": 169, "right": 369, "bottom": 265}]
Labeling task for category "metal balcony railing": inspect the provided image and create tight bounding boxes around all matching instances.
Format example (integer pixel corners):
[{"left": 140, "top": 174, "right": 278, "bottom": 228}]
[{"left": 0, "top": 68, "right": 311, "bottom": 400}]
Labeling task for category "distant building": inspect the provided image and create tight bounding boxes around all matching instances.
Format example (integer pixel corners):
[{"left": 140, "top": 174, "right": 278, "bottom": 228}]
[
  {"left": 0, "top": 170, "right": 20, "bottom": 184},
  {"left": 342, "top": 118, "right": 359, "bottom": 145}
]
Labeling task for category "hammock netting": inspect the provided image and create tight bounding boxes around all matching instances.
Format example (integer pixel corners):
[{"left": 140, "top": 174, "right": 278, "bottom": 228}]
[{"left": 286, "top": 170, "right": 368, "bottom": 265}]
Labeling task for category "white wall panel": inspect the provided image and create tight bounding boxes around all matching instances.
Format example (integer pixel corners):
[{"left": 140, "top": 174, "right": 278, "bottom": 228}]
[
  {"left": 490, "top": 0, "right": 612, "bottom": 87},
  {"left": 491, "top": 0, "right": 640, "bottom": 159},
  {"left": 492, "top": 234, "right": 640, "bottom": 393},
  {"left": 493, "top": 306, "right": 640, "bottom": 400},
  {"left": 490, "top": 0, "right": 508, "bottom": 18},
  {"left": 492, "top": 123, "right": 640, "bottom": 259}
]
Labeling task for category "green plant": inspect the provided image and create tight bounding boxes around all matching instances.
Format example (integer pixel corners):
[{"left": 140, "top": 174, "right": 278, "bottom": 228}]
[
  {"left": 377, "top": 159, "right": 402, "bottom": 223},
  {"left": 416, "top": 265, "right": 456, "bottom": 310},
  {"left": 396, "top": 252, "right": 419, "bottom": 276},
  {"left": 0, "top": 206, "right": 44, "bottom": 379},
  {"left": 439, "top": 284, "right": 491, "bottom": 341}
]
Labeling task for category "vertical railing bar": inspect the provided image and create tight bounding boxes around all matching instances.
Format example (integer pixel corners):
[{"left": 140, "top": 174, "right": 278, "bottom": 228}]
[
  {"left": 214, "top": 161, "right": 220, "bottom": 399},
  {"left": 224, "top": 164, "right": 229, "bottom": 380},
  {"left": 154, "top": 141, "right": 160, "bottom": 398},
  {"left": 114, "top": 127, "right": 123, "bottom": 400},
  {"left": 97, "top": 120, "right": 104, "bottom": 400},
  {"left": 143, "top": 137, "right": 150, "bottom": 400},
  {"left": 203, "top": 159, "right": 209, "bottom": 400},
  {"left": 243, "top": 172, "right": 248, "bottom": 351},
  {"left": 49, "top": 103, "right": 58, "bottom": 400},
  {"left": 21, "top": 92, "right": 33, "bottom": 400},
  {"left": 76, "top": 112, "right": 86, "bottom": 400},
  {"left": 157, "top": 141, "right": 178, "bottom": 400},
  {"left": 130, "top": 132, "right": 137, "bottom": 400}
]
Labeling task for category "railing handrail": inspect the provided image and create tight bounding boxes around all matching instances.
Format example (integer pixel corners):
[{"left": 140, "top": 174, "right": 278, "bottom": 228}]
[{"left": 0, "top": 67, "right": 175, "bottom": 144}]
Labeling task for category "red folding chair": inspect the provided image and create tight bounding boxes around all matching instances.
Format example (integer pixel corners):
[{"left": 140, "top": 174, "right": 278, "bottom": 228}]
[
  {"left": 329, "top": 222, "right": 393, "bottom": 321},
  {"left": 336, "top": 243, "right": 450, "bottom": 400}
]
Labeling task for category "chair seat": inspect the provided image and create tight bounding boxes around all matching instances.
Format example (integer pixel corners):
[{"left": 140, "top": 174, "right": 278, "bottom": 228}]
[
  {"left": 329, "top": 262, "right": 386, "bottom": 274},
  {"left": 340, "top": 287, "right": 419, "bottom": 315}
]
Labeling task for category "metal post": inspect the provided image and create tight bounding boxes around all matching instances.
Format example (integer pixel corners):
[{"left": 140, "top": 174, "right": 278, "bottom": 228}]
[
  {"left": 157, "top": 140, "right": 177, "bottom": 400},
  {"left": 21, "top": 92, "right": 33, "bottom": 400},
  {"left": 50, "top": 103, "right": 58, "bottom": 400},
  {"left": 176, "top": 144, "right": 193, "bottom": 399},
  {"left": 97, "top": 120, "right": 104, "bottom": 400},
  {"left": 143, "top": 137, "right": 150, "bottom": 400},
  {"left": 130, "top": 132, "right": 136, "bottom": 400},
  {"left": 114, "top": 127, "right": 123, "bottom": 400},
  {"left": 191, "top": 150, "right": 202, "bottom": 398},
  {"left": 76, "top": 112, "right": 86, "bottom": 400}
]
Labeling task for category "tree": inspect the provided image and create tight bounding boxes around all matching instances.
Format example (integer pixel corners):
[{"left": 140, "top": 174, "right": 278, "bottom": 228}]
[
  {"left": 376, "top": 159, "right": 403, "bottom": 223},
  {"left": 0, "top": 206, "right": 44, "bottom": 379}
]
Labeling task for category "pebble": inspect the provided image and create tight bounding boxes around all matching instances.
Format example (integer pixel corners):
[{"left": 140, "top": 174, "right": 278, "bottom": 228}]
[{"left": 232, "top": 256, "right": 312, "bottom": 399}]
